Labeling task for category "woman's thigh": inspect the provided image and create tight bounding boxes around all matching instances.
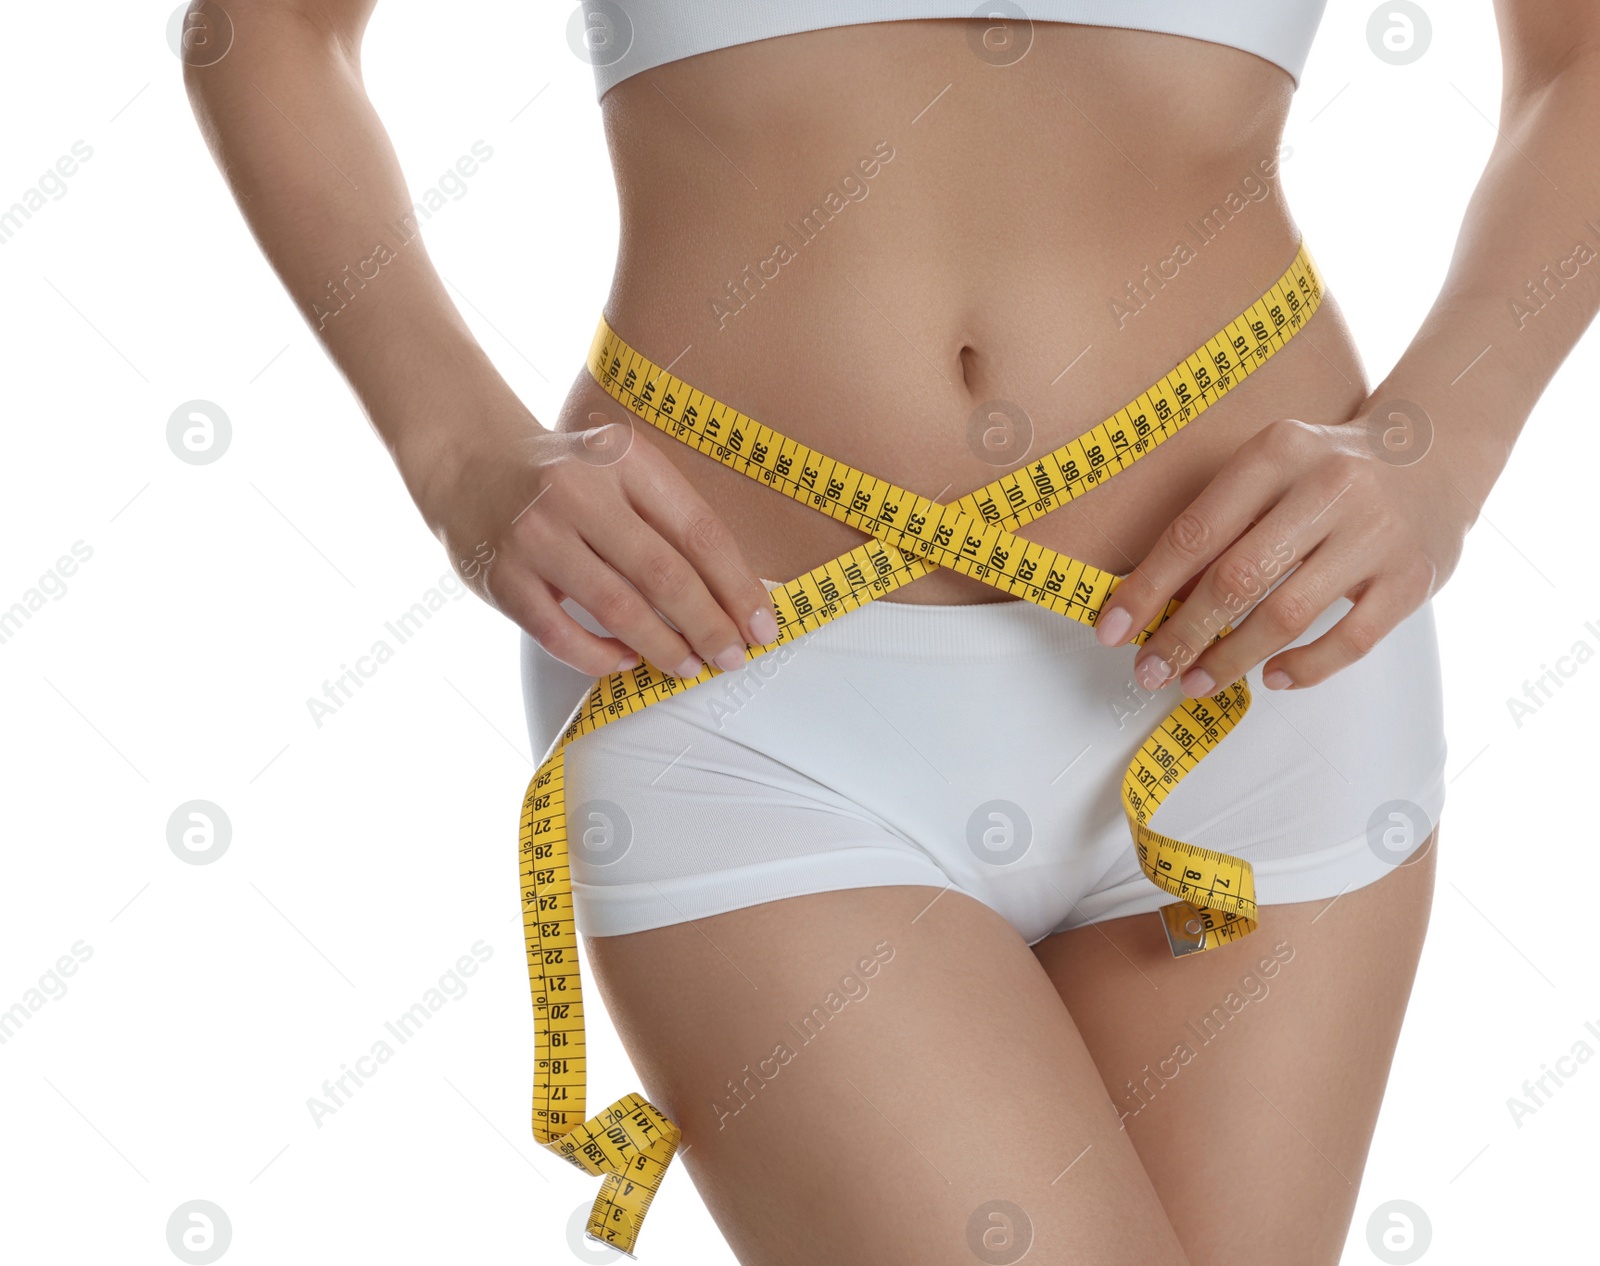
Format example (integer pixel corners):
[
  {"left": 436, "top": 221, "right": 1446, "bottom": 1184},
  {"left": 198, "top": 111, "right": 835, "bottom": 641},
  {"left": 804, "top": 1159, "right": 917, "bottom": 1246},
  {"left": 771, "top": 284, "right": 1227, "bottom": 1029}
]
[
  {"left": 584, "top": 882, "right": 1194, "bottom": 1266},
  {"left": 1032, "top": 830, "right": 1440, "bottom": 1266}
]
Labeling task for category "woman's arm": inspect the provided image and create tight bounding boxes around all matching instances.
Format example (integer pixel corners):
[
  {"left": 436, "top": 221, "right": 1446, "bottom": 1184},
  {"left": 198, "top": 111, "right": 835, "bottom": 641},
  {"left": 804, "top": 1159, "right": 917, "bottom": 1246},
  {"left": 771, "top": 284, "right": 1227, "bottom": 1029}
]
[
  {"left": 1095, "top": 0, "right": 1600, "bottom": 696},
  {"left": 182, "top": 0, "right": 778, "bottom": 679}
]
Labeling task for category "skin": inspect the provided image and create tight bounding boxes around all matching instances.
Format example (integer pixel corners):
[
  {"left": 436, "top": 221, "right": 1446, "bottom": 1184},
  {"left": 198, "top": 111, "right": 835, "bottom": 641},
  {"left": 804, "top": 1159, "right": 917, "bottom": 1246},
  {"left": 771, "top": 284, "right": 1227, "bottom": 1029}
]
[
  {"left": 183, "top": 2, "right": 1598, "bottom": 1261},
  {"left": 1097, "top": 8, "right": 1600, "bottom": 697},
  {"left": 585, "top": 838, "right": 1437, "bottom": 1266}
]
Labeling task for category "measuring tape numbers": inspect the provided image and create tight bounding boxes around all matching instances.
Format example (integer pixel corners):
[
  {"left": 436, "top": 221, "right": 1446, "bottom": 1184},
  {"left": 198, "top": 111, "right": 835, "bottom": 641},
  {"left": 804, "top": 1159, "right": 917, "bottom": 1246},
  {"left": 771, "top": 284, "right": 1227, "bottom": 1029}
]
[{"left": 520, "top": 241, "right": 1325, "bottom": 1254}]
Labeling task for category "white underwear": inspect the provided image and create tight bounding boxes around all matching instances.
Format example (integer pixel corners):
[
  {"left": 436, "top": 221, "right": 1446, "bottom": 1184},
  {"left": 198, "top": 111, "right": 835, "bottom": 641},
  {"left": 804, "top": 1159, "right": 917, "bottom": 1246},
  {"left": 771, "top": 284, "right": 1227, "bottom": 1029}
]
[{"left": 519, "top": 582, "right": 1446, "bottom": 946}]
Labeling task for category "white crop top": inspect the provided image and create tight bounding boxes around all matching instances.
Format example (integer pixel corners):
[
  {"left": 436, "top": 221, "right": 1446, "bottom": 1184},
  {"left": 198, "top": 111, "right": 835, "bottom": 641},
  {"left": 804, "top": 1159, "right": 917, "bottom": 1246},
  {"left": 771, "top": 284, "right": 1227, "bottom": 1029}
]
[{"left": 578, "top": 1, "right": 1329, "bottom": 99}]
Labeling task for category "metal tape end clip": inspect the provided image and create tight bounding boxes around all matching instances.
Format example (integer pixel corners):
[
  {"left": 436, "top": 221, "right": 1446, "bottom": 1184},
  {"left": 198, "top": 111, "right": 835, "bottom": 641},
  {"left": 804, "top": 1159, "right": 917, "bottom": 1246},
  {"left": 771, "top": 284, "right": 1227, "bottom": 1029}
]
[
  {"left": 584, "top": 1228, "right": 639, "bottom": 1261},
  {"left": 1159, "top": 902, "right": 1210, "bottom": 957}
]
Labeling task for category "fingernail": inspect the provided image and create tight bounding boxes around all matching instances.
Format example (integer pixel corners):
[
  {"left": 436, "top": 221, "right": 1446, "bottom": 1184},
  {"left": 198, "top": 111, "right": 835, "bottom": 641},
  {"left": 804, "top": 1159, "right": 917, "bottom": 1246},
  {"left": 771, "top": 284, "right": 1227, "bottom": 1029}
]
[
  {"left": 1264, "top": 669, "right": 1293, "bottom": 690},
  {"left": 673, "top": 655, "right": 703, "bottom": 679},
  {"left": 1180, "top": 668, "right": 1215, "bottom": 697},
  {"left": 750, "top": 606, "right": 779, "bottom": 644},
  {"left": 713, "top": 644, "right": 746, "bottom": 673},
  {"left": 616, "top": 653, "right": 639, "bottom": 672},
  {"left": 1135, "top": 653, "right": 1172, "bottom": 691},
  {"left": 1096, "top": 606, "right": 1133, "bottom": 646}
]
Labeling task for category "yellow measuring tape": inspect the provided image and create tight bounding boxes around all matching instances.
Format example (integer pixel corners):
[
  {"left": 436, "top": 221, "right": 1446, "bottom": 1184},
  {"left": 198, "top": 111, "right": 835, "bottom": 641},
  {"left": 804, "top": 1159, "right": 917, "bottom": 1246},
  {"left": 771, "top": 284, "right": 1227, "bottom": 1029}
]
[{"left": 520, "top": 242, "right": 1324, "bottom": 1254}]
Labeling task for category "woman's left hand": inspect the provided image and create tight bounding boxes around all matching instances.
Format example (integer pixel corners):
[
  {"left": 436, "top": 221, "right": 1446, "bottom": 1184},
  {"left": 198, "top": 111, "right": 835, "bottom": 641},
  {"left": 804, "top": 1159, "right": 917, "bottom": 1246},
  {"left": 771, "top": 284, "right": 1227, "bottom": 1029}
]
[{"left": 1091, "top": 412, "right": 1471, "bottom": 696}]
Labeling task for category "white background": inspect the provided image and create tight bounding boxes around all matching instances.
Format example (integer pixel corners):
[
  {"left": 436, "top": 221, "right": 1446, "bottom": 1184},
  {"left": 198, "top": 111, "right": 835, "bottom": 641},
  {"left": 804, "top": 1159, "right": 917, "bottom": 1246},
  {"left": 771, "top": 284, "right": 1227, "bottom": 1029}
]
[{"left": 1, "top": 1, "right": 1594, "bottom": 1262}]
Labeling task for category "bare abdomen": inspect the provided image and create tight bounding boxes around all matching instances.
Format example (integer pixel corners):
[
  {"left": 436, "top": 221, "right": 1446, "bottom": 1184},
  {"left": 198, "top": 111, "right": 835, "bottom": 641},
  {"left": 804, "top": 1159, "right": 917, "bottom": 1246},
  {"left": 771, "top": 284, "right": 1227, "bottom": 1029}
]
[{"left": 554, "top": 20, "right": 1369, "bottom": 603}]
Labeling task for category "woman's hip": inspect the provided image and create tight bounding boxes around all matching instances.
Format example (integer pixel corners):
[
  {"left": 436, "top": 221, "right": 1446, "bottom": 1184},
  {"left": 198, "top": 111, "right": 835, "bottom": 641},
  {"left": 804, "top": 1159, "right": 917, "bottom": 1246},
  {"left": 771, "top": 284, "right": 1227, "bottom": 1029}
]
[{"left": 522, "top": 583, "right": 1447, "bottom": 940}]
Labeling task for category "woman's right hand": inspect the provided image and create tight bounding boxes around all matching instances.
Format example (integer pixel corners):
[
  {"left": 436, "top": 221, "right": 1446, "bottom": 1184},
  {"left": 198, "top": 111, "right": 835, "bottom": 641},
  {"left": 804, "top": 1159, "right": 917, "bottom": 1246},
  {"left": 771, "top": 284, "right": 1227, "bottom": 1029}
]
[
  {"left": 182, "top": 0, "right": 778, "bottom": 682},
  {"left": 413, "top": 404, "right": 781, "bottom": 682}
]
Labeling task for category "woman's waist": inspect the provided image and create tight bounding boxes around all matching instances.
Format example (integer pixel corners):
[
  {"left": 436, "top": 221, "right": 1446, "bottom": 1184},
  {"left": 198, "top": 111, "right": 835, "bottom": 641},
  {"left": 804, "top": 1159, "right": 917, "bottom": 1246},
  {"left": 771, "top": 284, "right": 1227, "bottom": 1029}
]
[
  {"left": 570, "top": 227, "right": 1369, "bottom": 602},
  {"left": 605, "top": 166, "right": 1307, "bottom": 374}
]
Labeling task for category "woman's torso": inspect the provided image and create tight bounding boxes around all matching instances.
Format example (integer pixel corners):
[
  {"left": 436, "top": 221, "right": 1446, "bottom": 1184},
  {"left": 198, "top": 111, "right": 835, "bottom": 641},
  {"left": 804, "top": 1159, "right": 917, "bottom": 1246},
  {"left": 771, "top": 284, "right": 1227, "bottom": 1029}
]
[{"left": 553, "top": 19, "right": 1368, "bottom": 604}]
